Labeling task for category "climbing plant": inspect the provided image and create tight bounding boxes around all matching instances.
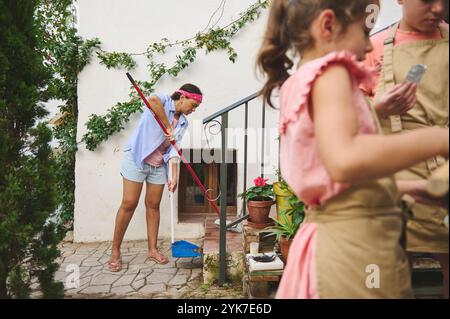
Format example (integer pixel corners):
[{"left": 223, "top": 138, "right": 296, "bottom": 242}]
[
  {"left": 82, "top": 0, "right": 270, "bottom": 151},
  {"left": 36, "top": 0, "right": 100, "bottom": 226}
]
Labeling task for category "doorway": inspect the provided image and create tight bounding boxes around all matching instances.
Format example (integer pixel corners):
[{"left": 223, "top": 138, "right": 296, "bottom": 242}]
[{"left": 178, "top": 149, "right": 237, "bottom": 223}]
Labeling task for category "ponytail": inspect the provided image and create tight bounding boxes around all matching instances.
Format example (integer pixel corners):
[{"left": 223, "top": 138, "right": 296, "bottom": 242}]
[{"left": 256, "top": 0, "right": 293, "bottom": 108}]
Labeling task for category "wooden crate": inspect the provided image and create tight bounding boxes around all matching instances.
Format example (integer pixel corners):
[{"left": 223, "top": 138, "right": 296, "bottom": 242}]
[{"left": 244, "top": 267, "right": 283, "bottom": 298}]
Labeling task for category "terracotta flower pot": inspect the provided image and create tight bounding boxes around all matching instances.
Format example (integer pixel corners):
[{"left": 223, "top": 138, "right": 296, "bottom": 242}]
[
  {"left": 279, "top": 236, "right": 293, "bottom": 262},
  {"left": 247, "top": 198, "right": 274, "bottom": 224}
]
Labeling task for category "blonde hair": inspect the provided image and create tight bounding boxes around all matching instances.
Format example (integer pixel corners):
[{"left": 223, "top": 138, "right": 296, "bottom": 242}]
[{"left": 257, "top": 0, "right": 379, "bottom": 108}]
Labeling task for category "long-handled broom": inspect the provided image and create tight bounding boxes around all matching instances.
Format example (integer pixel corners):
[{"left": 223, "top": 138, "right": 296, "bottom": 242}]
[
  {"left": 168, "top": 167, "right": 202, "bottom": 258},
  {"left": 126, "top": 73, "right": 221, "bottom": 258}
]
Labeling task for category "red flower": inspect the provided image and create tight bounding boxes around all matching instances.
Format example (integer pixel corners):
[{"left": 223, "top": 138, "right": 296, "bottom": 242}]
[{"left": 253, "top": 177, "right": 269, "bottom": 187}]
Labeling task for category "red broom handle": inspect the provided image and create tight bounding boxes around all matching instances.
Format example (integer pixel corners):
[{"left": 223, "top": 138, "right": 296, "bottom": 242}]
[{"left": 126, "top": 73, "right": 221, "bottom": 216}]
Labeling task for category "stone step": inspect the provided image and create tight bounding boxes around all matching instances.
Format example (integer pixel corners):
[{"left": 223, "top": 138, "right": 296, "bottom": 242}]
[
  {"left": 203, "top": 217, "right": 244, "bottom": 253},
  {"left": 202, "top": 217, "right": 245, "bottom": 285}
]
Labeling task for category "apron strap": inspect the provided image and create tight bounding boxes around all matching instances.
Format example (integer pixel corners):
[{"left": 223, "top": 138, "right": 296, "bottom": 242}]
[{"left": 383, "top": 22, "right": 403, "bottom": 133}]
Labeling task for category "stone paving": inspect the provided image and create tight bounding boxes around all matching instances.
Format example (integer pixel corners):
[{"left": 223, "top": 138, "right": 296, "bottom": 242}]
[{"left": 31, "top": 237, "right": 245, "bottom": 299}]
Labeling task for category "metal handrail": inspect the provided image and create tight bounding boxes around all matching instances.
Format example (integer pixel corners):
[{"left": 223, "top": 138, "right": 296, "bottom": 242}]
[
  {"left": 201, "top": 91, "right": 267, "bottom": 286},
  {"left": 203, "top": 92, "right": 260, "bottom": 124}
]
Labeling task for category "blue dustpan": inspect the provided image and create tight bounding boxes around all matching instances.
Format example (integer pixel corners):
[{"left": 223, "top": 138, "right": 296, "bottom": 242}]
[{"left": 172, "top": 240, "right": 202, "bottom": 258}]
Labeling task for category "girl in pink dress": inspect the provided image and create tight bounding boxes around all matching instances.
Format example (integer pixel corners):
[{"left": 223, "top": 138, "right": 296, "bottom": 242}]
[{"left": 256, "top": 0, "right": 449, "bottom": 298}]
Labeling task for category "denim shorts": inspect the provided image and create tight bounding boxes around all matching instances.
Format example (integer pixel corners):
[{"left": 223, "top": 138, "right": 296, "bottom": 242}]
[{"left": 120, "top": 151, "right": 167, "bottom": 185}]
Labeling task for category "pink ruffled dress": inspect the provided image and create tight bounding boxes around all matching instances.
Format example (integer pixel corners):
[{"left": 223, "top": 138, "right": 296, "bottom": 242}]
[{"left": 276, "top": 51, "right": 377, "bottom": 299}]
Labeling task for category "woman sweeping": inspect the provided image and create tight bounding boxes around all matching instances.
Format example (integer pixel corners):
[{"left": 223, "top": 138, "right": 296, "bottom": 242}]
[{"left": 108, "top": 84, "right": 203, "bottom": 271}]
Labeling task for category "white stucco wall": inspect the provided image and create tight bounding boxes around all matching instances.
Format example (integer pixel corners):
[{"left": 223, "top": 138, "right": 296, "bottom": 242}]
[
  {"left": 74, "top": 0, "right": 402, "bottom": 242},
  {"left": 374, "top": 0, "right": 402, "bottom": 33}
]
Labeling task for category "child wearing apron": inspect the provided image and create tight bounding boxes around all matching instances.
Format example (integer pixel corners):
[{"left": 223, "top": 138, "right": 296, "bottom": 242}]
[
  {"left": 363, "top": 1, "right": 449, "bottom": 297},
  {"left": 256, "top": 0, "right": 449, "bottom": 298}
]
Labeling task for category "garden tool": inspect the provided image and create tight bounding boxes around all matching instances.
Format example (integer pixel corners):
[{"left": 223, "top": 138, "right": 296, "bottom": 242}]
[{"left": 168, "top": 164, "right": 202, "bottom": 257}]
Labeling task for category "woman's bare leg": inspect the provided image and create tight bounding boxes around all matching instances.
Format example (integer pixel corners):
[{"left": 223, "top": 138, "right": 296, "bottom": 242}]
[
  {"left": 111, "top": 178, "right": 143, "bottom": 262},
  {"left": 144, "top": 183, "right": 167, "bottom": 262}
]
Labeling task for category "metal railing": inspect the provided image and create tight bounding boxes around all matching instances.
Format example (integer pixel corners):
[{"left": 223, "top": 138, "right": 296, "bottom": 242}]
[{"left": 203, "top": 91, "right": 268, "bottom": 286}]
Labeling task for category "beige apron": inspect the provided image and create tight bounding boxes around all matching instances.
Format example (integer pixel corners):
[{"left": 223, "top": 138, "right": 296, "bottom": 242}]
[
  {"left": 307, "top": 179, "right": 412, "bottom": 298},
  {"left": 304, "top": 105, "right": 413, "bottom": 299},
  {"left": 374, "top": 22, "right": 449, "bottom": 254}
]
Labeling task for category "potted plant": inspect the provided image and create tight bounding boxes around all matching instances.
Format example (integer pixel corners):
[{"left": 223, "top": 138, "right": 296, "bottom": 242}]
[
  {"left": 239, "top": 177, "right": 275, "bottom": 226},
  {"left": 284, "top": 193, "right": 305, "bottom": 228},
  {"left": 273, "top": 169, "right": 295, "bottom": 225},
  {"left": 259, "top": 195, "right": 305, "bottom": 262}
]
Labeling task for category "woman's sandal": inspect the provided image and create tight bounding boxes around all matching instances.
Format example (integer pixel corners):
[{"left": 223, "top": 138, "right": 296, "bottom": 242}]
[
  {"left": 148, "top": 253, "right": 169, "bottom": 265},
  {"left": 108, "top": 258, "right": 122, "bottom": 272}
]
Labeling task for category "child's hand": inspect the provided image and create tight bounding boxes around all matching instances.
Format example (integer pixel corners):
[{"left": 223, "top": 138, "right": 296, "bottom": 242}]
[
  {"left": 374, "top": 82, "right": 417, "bottom": 119},
  {"left": 399, "top": 180, "right": 448, "bottom": 209},
  {"left": 167, "top": 178, "right": 177, "bottom": 193},
  {"left": 410, "top": 190, "right": 448, "bottom": 209}
]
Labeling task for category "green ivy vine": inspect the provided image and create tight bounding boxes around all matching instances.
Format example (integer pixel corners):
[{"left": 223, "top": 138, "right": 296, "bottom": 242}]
[
  {"left": 36, "top": 0, "right": 100, "bottom": 226},
  {"left": 82, "top": 0, "right": 270, "bottom": 151}
]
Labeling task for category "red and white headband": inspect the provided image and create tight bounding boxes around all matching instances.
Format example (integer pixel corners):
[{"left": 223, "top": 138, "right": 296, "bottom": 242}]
[{"left": 176, "top": 89, "right": 203, "bottom": 104}]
